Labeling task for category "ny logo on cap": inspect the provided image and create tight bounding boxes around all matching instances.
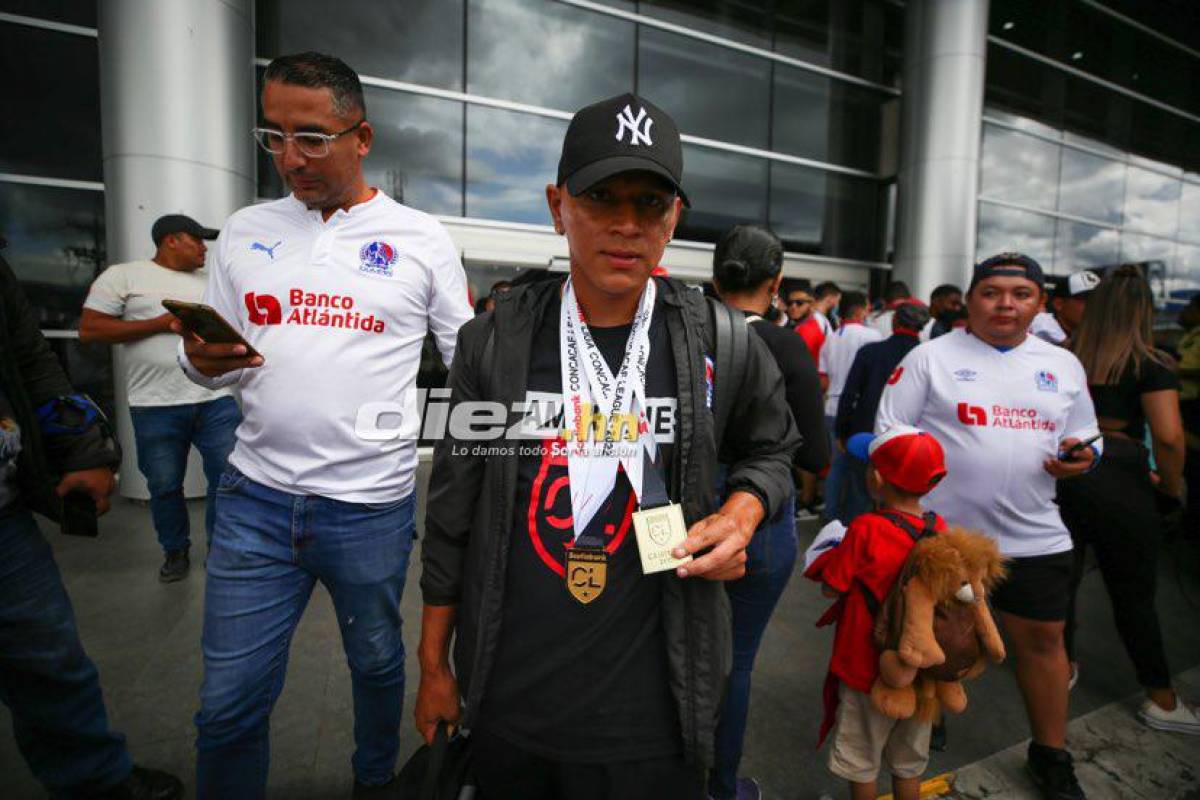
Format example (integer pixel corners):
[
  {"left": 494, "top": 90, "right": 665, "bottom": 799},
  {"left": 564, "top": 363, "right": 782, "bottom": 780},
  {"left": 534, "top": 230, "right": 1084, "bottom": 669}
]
[{"left": 615, "top": 104, "right": 654, "bottom": 146}]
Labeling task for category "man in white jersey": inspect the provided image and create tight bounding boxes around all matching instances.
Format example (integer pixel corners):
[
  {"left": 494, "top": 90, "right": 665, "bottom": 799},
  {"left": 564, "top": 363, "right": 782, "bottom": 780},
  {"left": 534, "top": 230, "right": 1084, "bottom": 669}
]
[
  {"left": 818, "top": 291, "right": 880, "bottom": 523},
  {"left": 175, "top": 52, "right": 471, "bottom": 799},
  {"left": 81, "top": 214, "right": 240, "bottom": 583},
  {"left": 877, "top": 253, "right": 1100, "bottom": 800}
]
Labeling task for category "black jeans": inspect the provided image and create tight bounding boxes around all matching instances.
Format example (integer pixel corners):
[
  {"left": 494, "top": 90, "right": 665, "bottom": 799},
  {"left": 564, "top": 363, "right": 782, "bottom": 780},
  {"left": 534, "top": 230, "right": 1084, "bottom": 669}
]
[
  {"left": 1058, "top": 437, "right": 1171, "bottom": 690},
  {"left": 472, "top": 728, "right": 703, "bottom": 800}
]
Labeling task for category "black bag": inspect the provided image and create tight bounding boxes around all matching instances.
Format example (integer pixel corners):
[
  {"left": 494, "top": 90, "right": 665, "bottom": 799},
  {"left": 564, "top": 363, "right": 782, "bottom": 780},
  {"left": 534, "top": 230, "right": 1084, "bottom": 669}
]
[{"left": 396, "top": 721, "right": 477, "bottom": 800}]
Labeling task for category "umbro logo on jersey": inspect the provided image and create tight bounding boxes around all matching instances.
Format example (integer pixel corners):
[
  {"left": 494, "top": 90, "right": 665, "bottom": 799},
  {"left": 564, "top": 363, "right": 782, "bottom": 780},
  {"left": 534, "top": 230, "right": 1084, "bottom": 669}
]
[
  {"left": 251, "top": 240, "right": 282, "bottom": 260},
  {"left": 1035, "top": 370, "right": 1059, "bottom": 392},
  {"left": 615, "top": 104, "right": 654, "bottom": 146},
  {"left": 954, "top": 369, "right": 978, "bottom": 382},
  {"left": 957, "top": 403, "right": 988, "bottom": 426}
]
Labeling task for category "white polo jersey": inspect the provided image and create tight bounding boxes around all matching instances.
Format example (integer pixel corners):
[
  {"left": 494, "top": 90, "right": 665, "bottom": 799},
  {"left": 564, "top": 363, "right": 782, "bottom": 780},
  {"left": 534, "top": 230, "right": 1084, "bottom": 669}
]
[
  {"left": 876, "top": 329, "right": 1101, "bottom": 557},
  {"left": 179, "top": 190, "right": 471, "bottom": 503},
  {"left": 819, "top": 321, "right": 882, "bottom": 416},
  {"left": 1029, "top": 312, "right": 1068, "bottom": 345}
]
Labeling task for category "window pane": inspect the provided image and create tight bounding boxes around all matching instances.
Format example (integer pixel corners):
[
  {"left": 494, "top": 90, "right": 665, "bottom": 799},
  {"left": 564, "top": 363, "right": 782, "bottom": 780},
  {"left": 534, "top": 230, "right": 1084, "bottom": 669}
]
[
  {"left": 769, "top": 162, "right": 884, "bottom": 261},
  {"left": 0, "top": 0, "right": 94, "bottom": 26},
  {"left": 0, "top": 23, "right": 100, "bottom": 181},
  {"left": 256, "top": 0, "right": 464, "bottom": 90},
  {"left": 976, "top": 203, "right": 1055, "bottom": 269},
  {"left": 363, "top": 92, "right": 463, "bottom": 217},
  {"left": 0, "top": 183, "right": 105, "bottom": 329},
  {"left": 1053, "top": 220, "right": 1119, "bottom": 272},
  {"left": 772, "top": 64, "right": 886, "bottom": 172},
  {"left": 1180, "top": 180, "right": 1200, "bottom": 245},
  {"left": 1119, "top": 232, "right": 1175, "bottom": 268},
  {"left": 465, "top": 106, "right": 565, "bottom": 226},
  {"left": 1171, "top": 245, "right": 1200, "bottom": 316},
  {"left": 1123, "top": 166, "right": 1181, "bottom": 239},
  {"left": 979, "top": 125, "right": 1060, "bottom": 212},
  {"left": 1058, "top": 148, "right": 1125, "bottom": 226},
  {"left": 467, "top": 0, "right": 634, "bottom": 111},
  {"left": 674, "top": 146, "right": 767, "bottom": 245},
  {"left": 638, "top": 26, "right": 770, "bottom": 149},
  {"left": 639, "top": 1, "right": 772, "bottom": 50},
  {"left": 774, "top": 0, "right": 900, "bottom": 86}
]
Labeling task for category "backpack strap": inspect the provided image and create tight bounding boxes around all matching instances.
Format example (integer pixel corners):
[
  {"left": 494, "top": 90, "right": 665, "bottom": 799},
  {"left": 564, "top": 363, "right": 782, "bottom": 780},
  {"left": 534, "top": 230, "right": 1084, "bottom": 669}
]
[
  {"left": 705, "top": 297, "right": 749, "bottom": 450},
  {"left": 873, "top": 509, "right": 939, "bottom": 543}
]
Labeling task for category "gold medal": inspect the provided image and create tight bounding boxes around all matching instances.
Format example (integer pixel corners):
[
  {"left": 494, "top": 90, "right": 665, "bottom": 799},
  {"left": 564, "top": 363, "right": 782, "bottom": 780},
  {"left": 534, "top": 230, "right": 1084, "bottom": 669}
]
[
  {"left": 632, "top": 503, "right": 691, "bottom": 574},
  {"left": 565, "top": 546, "right": 607, "bottom": 604}
]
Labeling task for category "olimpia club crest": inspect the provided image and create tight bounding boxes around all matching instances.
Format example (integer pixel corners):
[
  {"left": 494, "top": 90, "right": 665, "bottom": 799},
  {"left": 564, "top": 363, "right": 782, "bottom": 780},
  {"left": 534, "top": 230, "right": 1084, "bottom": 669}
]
[{"left": 359, "top": 240, "right": 398, "bottom": 276}]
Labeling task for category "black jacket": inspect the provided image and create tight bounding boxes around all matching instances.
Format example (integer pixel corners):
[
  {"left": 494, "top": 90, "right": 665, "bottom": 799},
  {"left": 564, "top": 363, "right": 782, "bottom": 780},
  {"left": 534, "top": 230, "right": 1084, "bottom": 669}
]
[
  {"left": 746, "top": 315, "right": 829, "bottom": 473},
  {"left": 421, "top": 276, "right": 800, "bottom": 766},
  {"left": 834, "top": 331, "right": 922, "bottom": 441},
  {"left": 0, "top": 255, "right": 119, "bottom": 520}
]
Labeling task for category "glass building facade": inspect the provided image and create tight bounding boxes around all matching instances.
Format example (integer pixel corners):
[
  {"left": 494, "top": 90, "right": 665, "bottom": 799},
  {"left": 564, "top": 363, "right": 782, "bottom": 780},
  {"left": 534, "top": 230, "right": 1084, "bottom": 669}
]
[{"left": 1, "top": 0, "right": 1198, "bottom": 346}]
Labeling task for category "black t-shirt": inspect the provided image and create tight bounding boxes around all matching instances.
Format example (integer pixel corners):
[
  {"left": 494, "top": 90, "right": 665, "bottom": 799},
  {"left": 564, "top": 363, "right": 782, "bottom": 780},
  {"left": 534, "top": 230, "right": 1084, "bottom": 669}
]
[
  {"left": 746, "top": 314, "right": 829, "bottom": 474},
  {"left": 479, "top": 291, "right": 681, "bottom": 763},
  {"left": 1089, "top": 353, "right": 1179, "bottom": 441}
]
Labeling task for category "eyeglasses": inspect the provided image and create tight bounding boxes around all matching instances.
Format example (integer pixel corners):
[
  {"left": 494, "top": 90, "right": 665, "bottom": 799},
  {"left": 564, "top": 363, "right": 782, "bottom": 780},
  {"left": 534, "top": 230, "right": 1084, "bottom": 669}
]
[{"left": 252, "top": 120, "right": 365, "bottom": 158}]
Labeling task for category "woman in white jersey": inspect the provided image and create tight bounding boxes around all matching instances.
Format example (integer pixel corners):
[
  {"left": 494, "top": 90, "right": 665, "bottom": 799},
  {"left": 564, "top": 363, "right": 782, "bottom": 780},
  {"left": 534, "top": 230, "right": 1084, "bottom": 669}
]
[{"left": 877, "top": 253, "right": 1100, "bottom": 800}]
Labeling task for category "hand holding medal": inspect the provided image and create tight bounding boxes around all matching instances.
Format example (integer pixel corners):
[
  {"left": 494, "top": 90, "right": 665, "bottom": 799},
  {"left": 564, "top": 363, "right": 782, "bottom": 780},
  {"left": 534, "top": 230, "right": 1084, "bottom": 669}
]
[{"left": 669, "top": 491, "right": 766, "bottom": 581}]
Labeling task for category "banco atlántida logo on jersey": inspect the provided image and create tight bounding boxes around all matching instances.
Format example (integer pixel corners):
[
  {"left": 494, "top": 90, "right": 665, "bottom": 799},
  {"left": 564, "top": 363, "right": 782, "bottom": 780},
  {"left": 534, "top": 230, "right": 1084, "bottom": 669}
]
[{"left": 243, "top": 289, "right": 386, "bottom": 334}]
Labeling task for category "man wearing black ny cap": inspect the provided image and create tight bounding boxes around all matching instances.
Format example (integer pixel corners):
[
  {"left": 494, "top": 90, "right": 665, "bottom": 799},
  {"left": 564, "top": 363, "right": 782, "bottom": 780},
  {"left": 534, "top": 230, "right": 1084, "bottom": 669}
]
[
  {"left": 80, "top": 214, "right": 240, "bottom": 582},
  {"left": 416, "top": 94, "right": 799, "bottom": 798}
]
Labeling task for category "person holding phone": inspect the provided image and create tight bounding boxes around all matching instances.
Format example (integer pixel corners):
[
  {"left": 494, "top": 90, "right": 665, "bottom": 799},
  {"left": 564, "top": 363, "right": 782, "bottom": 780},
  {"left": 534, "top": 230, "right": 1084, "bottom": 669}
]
[
  {"left": 0, "top": 246, "right": 183, "bottom": 799},
  {"left": 176, "top": 52, "right": 471, "bottom": 798},
  {"left": 80, "top": 214, "right": 241, "bottom": 582},
  {"left": 876, "top": 253, "right": 1101, "bottom": 800}
]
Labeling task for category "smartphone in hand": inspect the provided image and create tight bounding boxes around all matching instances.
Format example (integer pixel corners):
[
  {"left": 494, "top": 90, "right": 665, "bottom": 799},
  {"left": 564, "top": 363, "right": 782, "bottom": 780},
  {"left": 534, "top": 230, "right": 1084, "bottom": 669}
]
[
  {"left": 60, "top": 491, "right": 98, "bottom": 538},
  {"left": 162, "top": 299, "right": 263, "bottom": 360}
]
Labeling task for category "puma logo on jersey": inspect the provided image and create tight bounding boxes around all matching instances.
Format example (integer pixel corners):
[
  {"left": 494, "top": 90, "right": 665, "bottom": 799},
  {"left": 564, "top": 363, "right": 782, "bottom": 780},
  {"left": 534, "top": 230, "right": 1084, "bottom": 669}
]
[{"left": 251, "top": 240, "right": 282, "bottom": 260}]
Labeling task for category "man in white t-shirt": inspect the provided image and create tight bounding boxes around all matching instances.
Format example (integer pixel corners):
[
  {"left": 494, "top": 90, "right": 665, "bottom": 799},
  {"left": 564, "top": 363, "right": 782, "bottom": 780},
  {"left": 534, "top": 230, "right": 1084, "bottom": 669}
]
[
  {"left": 813, "top": 280, "right": 842, "bottom": 332},
  {"left": 80, "top": 215, "right": 241, "bottom": 583},
  {"left": 877, "top": 253, "right": 1100, "bottom": 800},
  {"left": 818, "top": 291, "right": 881, "bottom": 523},
  {"left": 175, "top": 53, "right": 472, "bottom": 798}
]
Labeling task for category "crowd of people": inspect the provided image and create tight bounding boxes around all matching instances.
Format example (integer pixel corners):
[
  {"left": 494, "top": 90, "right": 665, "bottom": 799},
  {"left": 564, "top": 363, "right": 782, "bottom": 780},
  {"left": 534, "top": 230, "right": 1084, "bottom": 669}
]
[{"left": 0, "top": 49, "right": 1196, "bottom": 800}]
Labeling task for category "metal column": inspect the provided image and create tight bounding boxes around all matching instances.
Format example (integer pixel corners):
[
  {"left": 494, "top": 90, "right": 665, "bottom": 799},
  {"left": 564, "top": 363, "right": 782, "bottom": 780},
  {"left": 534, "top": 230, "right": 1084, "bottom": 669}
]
[
  {"left": 98, "top": 0, "right": 255, "bottom": 498},
  {"left": 894, "top": 0, "right": 989, "bottom": 303}
]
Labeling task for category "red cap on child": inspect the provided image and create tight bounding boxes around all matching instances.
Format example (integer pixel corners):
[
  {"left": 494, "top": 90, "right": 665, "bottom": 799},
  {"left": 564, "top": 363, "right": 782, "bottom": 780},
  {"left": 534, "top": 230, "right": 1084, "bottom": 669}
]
[{"left": 865, "top": 425, "right": 947, "bottom": 494}]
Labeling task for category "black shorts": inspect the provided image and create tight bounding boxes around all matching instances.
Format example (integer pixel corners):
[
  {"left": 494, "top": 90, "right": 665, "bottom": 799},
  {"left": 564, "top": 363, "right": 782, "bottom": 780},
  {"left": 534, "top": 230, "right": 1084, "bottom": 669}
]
[{"left": 990, "top": 550, "right": 1074, "bottom": 622}]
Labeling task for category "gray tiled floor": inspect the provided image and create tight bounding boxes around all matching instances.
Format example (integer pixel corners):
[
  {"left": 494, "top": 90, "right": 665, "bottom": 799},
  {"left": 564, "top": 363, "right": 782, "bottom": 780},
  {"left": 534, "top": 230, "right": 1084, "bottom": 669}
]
[{"left": 2, "top": 476, "right": 1199, "bottom": 799}]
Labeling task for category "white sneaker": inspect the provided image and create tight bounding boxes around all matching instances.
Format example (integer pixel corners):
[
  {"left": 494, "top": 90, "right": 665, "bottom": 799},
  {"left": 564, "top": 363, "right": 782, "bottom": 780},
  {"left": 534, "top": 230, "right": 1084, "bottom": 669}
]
[{"left": 1138, "top": 698, "right": 1200, "bottom": 734}]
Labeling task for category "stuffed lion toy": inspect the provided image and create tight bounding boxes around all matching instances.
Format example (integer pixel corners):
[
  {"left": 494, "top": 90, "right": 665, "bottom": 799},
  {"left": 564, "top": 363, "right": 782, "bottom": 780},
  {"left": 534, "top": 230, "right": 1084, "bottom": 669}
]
[{"left": 870, "top": 527, "right": 1008, "bottom": 722}]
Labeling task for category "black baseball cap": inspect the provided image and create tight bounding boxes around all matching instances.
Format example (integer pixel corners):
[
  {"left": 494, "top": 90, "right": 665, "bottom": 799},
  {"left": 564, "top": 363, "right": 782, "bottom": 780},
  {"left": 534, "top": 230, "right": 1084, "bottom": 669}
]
[
  {"left": 151, "top": 214, "right": 219, "bottom": 246},
  {"left": 556, "top": 93, "right": 690, "bottom": 207},
  {"left": 969, "top": 252, "right": 1046, "bottom": 291}
]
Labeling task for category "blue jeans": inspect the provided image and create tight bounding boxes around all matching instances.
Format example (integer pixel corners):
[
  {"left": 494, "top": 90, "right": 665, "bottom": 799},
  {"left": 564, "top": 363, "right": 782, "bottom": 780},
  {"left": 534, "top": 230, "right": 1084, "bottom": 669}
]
[
  {"left": 710, "top": 490, "right": 798, "bottom": 799},
  {"left": 130, "top": 396, "right": 241, "bottom": 554},
  {"left": 194, "top": 469, "right": 415, "bottom": 799},
  {"left": 0, "top": 509, "right": 132, "bottom": 796},
  {"left": 822, "top": 417, "right": 871, "bottom": 525}
]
